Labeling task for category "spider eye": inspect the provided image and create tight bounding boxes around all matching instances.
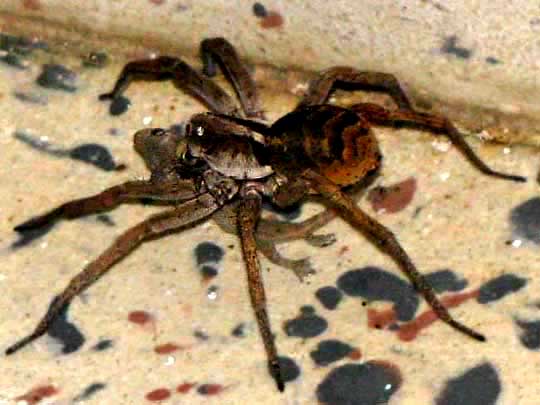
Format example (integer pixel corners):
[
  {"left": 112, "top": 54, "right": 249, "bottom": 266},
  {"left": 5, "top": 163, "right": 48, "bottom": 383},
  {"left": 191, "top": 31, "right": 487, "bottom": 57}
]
[
  {"left": 150, "top": 128, "right": 165, "bottom": 137},
  {"left": 175, "top": 138, "right": 198, "bottom": 166},
  {"left": 181, "top": 147, "right": 198, "bottom": 165}
]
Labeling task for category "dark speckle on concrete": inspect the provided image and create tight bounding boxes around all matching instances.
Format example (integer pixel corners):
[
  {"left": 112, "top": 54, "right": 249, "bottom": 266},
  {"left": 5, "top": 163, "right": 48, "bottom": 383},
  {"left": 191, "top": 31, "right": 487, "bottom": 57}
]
[
  {"left": 315, "top": 286, "right": 343, "bottom": 310},
  {"left": 69, "top": 144, "right": 123, "bottom": 171},
  {"left": 337, "top": 267, "right": 418, "bottom": 321},
  {"left": 13, "top": 131, "right": 123, "bottom": 172},
  {"left": 195, "top": 242, "right": 224, "bottom": 280},
  {"left": 253, "top": 2, "right": 268, "bottom": 17},
  {"left": 200, "top": 265, "right": 219, "bottom": 279},
  {"left": 195, "top": 242, "right": 224, "bottom": 265},
  {"left": 0, "top": 33, "right": 47, "bottom": 69},
  {"left": 73, "top": 383, "right": 106, "bottom": 402},
  {"left": 108, "top": 128, "right": 121, "bottom": 136},
  {"left": 37, "top": 64, "right": 78, "bottom": 92},
  {"left": 108, "top": 96, "right": 130, "bottom": 116},
  {"left": 436, "top": 362, "right": 500, "bottom": 405},
  {"left": 0, "top": 33, "right": 47, "bottom": 54},
  {"left": 269, "top": 356, "right": 300, "bottom": 384},
  {"left": 92, "top": 339, "right": 113, "bottom": 351},
  {"left": 441, "top": 35, "right": 473, "bottom": 59},
  {"left": 485, "top": 56, "right": 501, "bottom": 65},
  {"left": 197, "top": 384, "right": 224, "bottom": 396},
  {"left": 1, "top": 52, "right": 28, "bottom": 69},
  {"left": 510, "top": 198, "right": 540, "bottom": 244},
  {"left": 194, "top": 329, "right": 210, "bottom": 341},
  {"left": 96, "top": 214, "right": 116, "bottom": 227},
  {"left": 14, "top": 130, "right": 60, "bottom": 155},
  {"left": 424, "top": 269, "right": 468, "bottom": 293},
  {"left": 47, "top": 295, "right": 85, "bottom": 354},
  {"left": 515, "top": 319, "right": 540, "bottom": 350},
  {"left": 477, "top": 274, "right": 527, "bottom": 304},
  {"left": 231, "top": 322, "right": 247, "bottom": 337},
  {"left": 284, "top": 305, "right": 328, "bottom": 338},
  {"left": 13, "top": 91, "right": 48, "bottom": 105},
  {"left": 310, "top": 339, "right": 354, "bottom": 366},
  {"left": 317, "top": 361, "right": 402, "bottom": 405}
]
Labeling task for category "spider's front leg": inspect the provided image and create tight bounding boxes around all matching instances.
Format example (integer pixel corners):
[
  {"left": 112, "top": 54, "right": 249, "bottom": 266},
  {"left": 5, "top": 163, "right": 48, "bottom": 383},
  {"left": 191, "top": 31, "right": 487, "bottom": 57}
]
[
  {"left": 98, "top": 56, "right": 238, "bottom": 115},
  {"left": 301, "top": 169, "right": 485, "bottom": 342},
  {"left": 100, "top": 37, "right": 263, "bottom": 118},
  {"left": 15, "top": 128, "right": 202, "bottom": 232},
  {"left": 5, "top": 193, "right": 220, "bottom": 355},
  {"left": 13, "top": 179, "right": 199, "bottom": 232},
  {"left": 200, "top": 37, "right": 264, "bottom": 119},
  {"left": 237, "top": 186, "right": 284, "bottom": 391}
]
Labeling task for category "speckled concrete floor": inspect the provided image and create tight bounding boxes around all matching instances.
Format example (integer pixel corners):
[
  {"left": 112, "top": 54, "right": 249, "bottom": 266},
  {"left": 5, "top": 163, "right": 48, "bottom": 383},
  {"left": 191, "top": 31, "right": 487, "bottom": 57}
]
[{"left": 0, "top": 31, "right": 539, "bottom": 405}]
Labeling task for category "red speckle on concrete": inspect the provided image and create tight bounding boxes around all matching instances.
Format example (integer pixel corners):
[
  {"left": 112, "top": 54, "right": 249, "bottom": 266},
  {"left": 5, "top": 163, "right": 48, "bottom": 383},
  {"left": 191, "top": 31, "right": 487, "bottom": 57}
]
[
  {"left": 154, "top": 342, "right": 185, "bottom": 354},
  {"left": 348, "top": 348, "right": 362, "bottom": 360},
  {"left": 367, "top": 177, "right": 417, "bottom": 214},
  {"left": 22, "top": 0, "right": 41, "bottom": 10},
  {"left": 397, "top": 289, "right": 480, "bottom": 341},
  {"left": 367, "top": 307, "right": 397, "bottom": 330},
  {"left": 197, "top": 383, "right": 225, "bottom": 396},
  {"left": 260, "top": 11, "right": 284, "bottom": 29},
  {"left": 149, "top": 0, "right": 166, "bottom": 4},
  {"left": 145, "top": 388, "right": 171, "bottom": 401},
  {"left": 128, "top": 310, "right": 153, "bottom": 325},
  {"left": 176, "top": 382, "right": 196, "bottom": 394},
  {"left": 16, "top": 385, "right": 58, "bottom": 404}
]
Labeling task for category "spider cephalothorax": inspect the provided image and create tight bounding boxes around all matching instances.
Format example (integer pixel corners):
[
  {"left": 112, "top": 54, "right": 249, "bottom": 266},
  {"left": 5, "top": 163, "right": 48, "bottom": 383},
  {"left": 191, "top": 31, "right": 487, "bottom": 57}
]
[{"left": 6, "top": 37, "right": 525, "bottom": 392}]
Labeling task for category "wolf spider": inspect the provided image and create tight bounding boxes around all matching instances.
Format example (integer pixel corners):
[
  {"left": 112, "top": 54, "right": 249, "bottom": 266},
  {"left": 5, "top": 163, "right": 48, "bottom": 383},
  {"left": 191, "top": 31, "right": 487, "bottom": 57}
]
[{"left": 6, "top": 37, "right": 525, "bottom": 391}]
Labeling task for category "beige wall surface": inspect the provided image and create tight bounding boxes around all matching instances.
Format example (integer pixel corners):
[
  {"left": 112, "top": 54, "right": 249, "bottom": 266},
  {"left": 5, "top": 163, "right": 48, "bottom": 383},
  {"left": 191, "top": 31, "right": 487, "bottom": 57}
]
[{"left": 1, "top": 0, "right": 540, "bottom": 122}]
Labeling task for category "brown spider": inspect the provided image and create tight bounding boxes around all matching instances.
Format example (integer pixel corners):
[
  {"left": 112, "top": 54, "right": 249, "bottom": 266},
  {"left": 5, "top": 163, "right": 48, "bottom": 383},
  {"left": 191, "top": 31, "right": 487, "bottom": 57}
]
[{"left": 5, "top": 37, "right": 526, "bottom": 392}]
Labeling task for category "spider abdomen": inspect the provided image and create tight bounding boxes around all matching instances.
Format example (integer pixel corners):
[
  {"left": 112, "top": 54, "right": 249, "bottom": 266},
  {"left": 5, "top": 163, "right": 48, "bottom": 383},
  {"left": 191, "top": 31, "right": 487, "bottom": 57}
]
[{"left": 270, "top": 105, "right": 382, "bottom": 186}]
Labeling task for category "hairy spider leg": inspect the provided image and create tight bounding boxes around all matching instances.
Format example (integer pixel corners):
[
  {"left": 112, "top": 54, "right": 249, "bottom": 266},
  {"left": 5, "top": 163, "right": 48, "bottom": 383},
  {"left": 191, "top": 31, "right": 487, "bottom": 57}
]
[
  {"left": 255, "top": 207, "right": 337, "bottom": 243},
  {"left": 100, "top": 38, "right": 263, "bottom": 119},
  {"left": 98, "top": 56, "right": 238, "bottom": 115},
  {"left": 301, "top": 168, "right": 485, "bottom": 342},
  {"left": 201, "top": 37, "right": 265, "bottom": 119},
  {"left": 5, "top": 193, "right": 220, "bottom": 355},
  {"left": 237, "top": 191, "right": 284, "bottom": 391},
  {"left": 298, "top": 66, "right": 413, "bottom": 110},
  {"left": 213, "top": 202, "right": 336, "bottom": 281},
  {"left": 13, "top": 179, "right": 199, "bottom": 232},
  {"left": 297, "top": 67, "right": 525, "bottom": 183},
  {"left": 349, "top": 103, "right": 526, "bottom": 182}
]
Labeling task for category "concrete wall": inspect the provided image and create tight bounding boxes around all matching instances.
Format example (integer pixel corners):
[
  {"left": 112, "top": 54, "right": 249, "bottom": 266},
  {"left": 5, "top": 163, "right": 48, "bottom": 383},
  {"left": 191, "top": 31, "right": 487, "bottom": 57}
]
[{"left": 2, "top": 0, "right": 540, "bottom": 142}]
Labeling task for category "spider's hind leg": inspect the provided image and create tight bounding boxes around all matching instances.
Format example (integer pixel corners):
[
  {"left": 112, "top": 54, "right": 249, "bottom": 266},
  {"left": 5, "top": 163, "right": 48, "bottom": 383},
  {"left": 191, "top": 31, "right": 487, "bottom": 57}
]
[
  {"left": 301, "top": 168, "right": 486, "bottom": 342},
  {"left": 350, "top": 102, "right": 526, "bottom": 183}
]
